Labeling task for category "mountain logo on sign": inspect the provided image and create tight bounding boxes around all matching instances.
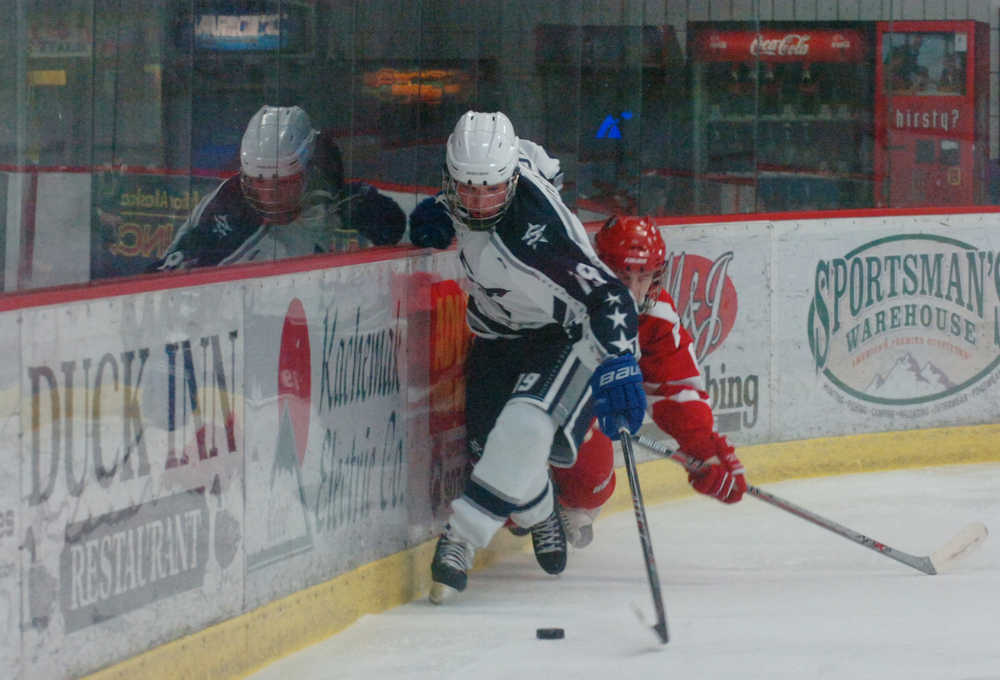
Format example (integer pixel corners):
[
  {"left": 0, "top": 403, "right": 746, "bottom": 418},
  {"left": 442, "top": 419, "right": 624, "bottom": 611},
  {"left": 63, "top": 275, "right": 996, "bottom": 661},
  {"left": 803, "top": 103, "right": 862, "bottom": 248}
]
[
  {"left": 865, "top": 352, "right": 955, "bottom": 398},
  {"left": 247, "top": 297, "right": 315, "bottom": 571}
]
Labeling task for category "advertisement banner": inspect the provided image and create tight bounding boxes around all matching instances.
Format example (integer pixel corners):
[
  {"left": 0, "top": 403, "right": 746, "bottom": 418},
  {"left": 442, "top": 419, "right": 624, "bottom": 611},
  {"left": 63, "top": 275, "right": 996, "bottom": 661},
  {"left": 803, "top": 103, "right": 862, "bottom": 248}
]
[
  {"left": 90, "top": 172, "right": 219, "bottom": 280},
  {"left": 775, "top": 214, "right": 1000, "bottom": 438},
  {"left": 426, "top": 278, "right": 472, "bottom": 521},
  {"left": 243, "top": 261, "right": 411, "bottom": 609},
  {"left": 19, "top": 286, "right": 245, "bottom": 678},
  {"left": 28, "top": 6, "right": 92, "bottom": 57},
  {"left": 693, "top": 29, "right": 867, "bottom": 62},
  {"left": 656, "top": 221, "right": 772, "bottom": 445},
  {"left": 2, "top": 209, "right": 1000, "bottom": 677}
]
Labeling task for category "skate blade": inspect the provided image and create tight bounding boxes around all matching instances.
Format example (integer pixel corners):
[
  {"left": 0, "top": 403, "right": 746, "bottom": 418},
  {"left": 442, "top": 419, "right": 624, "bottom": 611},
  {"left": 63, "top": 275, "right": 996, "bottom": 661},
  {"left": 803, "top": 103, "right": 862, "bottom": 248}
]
[{"left": 429, "top": 582, "right": 460, "bottom": 605}]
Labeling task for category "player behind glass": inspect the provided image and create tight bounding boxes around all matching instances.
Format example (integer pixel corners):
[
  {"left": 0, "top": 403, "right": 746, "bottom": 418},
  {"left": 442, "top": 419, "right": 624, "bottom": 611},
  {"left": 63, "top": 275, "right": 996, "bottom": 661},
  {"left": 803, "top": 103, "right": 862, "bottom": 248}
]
[
  {"left": 426, "top": 111, "right": 646, "bottom": 604},
  {"left": 554, "top": 215, "right": 747, "bottom": 549},
  {"left": 150, "top": 105, "right": 404, "bottom": 271}
]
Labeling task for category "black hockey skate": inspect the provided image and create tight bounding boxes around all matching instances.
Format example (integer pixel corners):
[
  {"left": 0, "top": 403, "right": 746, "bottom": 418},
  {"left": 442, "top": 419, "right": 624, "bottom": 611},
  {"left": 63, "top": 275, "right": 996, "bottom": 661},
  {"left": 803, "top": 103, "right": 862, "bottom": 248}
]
[
  {"left": 530, "top": 502, "right": 568, "bottom": 575},
  {"left": 429, "top": 530, "right": 474, "bottom": 605}
]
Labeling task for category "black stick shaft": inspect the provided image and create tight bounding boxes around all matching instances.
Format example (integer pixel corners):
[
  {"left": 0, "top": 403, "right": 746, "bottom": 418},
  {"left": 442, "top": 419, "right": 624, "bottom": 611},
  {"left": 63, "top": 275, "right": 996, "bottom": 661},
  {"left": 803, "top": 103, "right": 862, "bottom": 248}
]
[{"left": 619, "top": 427, "right": 669, "bottom": 643}]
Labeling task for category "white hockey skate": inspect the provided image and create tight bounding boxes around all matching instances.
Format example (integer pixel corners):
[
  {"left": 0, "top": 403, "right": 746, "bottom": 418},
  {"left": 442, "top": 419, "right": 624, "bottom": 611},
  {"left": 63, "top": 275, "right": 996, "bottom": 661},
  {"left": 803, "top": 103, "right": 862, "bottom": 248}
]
[{"left": 560, "top": 506, "right": 601, "bottom": 549}]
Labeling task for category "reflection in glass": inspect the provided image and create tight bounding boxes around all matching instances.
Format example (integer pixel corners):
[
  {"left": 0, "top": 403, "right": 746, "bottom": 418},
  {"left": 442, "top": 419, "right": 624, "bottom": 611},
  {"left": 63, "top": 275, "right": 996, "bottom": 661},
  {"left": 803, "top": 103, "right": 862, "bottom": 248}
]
[{"left": 1, "top": 3, "right": 998, "bottom": 295}]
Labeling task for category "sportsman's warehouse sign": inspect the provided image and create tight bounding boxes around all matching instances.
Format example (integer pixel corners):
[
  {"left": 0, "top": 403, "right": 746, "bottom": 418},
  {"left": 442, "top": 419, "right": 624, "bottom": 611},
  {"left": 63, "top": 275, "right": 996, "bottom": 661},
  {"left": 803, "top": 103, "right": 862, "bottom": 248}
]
[{"left": 807, "top": 233, "right": 1000, "bottom": 413}]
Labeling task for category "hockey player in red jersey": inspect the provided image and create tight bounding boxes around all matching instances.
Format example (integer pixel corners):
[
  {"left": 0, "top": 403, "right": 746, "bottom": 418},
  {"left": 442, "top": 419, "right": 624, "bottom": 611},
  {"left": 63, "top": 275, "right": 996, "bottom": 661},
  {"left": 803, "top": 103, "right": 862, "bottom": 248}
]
[{"left": 553, "top": 215, "right": 747, "bottom": 549}]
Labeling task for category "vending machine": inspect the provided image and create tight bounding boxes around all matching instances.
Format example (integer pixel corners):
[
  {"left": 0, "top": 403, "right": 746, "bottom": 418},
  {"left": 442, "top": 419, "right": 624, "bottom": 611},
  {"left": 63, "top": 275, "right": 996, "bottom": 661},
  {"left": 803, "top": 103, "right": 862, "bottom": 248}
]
[
  {"left": 874, "top": 20, "right": 989, "bottom": 207},
  {"left": 689, "top": 22, "right": 874, "bottom": 215}
]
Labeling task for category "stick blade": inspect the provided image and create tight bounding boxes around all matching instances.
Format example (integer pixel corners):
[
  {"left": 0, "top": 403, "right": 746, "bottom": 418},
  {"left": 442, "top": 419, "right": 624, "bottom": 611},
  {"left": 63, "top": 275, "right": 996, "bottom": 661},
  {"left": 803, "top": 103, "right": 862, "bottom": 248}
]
[
  {"left": 652, "top": 620, "right": 669, "bottom": 645},
  {"left": 929, "top": 522, "right": 989, "bottom": 574},
  {"left": 630, "top": 601, "right": 669, "bottom": 646}
]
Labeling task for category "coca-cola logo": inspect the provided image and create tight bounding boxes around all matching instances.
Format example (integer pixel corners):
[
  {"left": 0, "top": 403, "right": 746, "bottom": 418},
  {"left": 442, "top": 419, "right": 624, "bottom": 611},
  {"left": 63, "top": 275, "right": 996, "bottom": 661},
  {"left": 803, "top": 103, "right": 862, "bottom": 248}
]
[
  {"left": 750, "top": 33, "right": 810, "bottom": 57},
  {"left": 830, "top": 33, "right": 851, "bottom": 49}
]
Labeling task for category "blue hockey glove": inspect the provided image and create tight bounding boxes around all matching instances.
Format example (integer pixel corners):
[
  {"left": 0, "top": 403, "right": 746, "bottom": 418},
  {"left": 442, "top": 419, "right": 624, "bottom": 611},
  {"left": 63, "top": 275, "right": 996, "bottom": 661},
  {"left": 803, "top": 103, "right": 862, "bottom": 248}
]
[
  {"left": 409, "top": 195, "right": 454, "bottom": 249},
  {"left": 589, "top": 354, "right": 646, "bottom": 440}
]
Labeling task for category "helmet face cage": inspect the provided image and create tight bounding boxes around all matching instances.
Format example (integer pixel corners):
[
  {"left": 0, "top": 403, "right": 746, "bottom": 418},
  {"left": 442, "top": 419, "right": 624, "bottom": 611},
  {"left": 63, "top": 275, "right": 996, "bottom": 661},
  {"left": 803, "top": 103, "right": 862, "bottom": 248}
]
[
  {"left": 240, "top": 174, "right": 309, "bottom": 222},
  {"left": 442, "top": 111, "right": 520, "bottom": 231},
  {"left": 594, "top": 216, "right": 667, "bottom": 313},
  {"left": 442, "top": 169, "right": 519, "bottom": 231},
  {"left": 240, "top": 105, "right": 317, "bottom": 220}
]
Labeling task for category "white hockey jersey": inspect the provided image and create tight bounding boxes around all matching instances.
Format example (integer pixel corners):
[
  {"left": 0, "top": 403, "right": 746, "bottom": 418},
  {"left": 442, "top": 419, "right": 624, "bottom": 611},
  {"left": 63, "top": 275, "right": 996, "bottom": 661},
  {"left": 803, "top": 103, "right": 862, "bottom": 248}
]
[
  {"left": 457, "top": 164, "right": 639, "bottom": 368},
  {"left": 517, "top": 139, "right": 563, "bottom": 192}
]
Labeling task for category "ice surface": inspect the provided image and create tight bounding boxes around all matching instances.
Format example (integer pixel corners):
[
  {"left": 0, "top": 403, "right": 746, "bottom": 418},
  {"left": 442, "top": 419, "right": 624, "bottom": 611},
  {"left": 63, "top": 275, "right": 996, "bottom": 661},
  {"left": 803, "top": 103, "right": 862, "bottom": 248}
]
[{"left": 249, "top": 464, "right": 1000, "bottom": 680}]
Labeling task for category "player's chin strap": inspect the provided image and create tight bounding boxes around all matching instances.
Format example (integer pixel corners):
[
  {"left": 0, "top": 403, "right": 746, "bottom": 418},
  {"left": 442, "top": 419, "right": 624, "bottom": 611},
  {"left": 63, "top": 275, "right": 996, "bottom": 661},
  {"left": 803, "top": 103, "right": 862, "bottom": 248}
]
[
  {"left": 617, "top": 422, "right": 669, "bottom": 645},
  {"left": 634, "top": 434, "right": 988, "bottom": 576}
]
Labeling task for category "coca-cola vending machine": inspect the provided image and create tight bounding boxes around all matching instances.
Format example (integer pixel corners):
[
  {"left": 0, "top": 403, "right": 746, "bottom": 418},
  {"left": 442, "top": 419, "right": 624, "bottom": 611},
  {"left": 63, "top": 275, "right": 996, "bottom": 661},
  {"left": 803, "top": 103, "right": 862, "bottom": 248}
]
[
  {"left": 874, "top": 20, "right": 989, "bottom": 207},
  {"left": 690, "top": 23, "right": 874, "bottom": 214}
]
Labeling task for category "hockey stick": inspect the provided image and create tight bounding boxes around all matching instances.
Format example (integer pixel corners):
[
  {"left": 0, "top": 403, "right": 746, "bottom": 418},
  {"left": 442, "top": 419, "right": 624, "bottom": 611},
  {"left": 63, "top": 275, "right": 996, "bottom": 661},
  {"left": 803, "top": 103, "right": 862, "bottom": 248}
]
[
  {"left": 619, "top": 426, "right": 669, "bottom": 644},
  {"left": 635, "top": 435, "right": 988, "bottom": 576}
]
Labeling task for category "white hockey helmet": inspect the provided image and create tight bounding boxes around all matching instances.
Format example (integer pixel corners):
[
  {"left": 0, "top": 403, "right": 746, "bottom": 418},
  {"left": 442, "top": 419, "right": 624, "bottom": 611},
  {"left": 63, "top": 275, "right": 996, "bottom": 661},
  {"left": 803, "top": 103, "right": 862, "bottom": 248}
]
[
  {"left": 240, "top": 105, "right": 317, "bottom": 220},
  {"left": 443, "top": 110, "right": 520, "bottom": 231}
]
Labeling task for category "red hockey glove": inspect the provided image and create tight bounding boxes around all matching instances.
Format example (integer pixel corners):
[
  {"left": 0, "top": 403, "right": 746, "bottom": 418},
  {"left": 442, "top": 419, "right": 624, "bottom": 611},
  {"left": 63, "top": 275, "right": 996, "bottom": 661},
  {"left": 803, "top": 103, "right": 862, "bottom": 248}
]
[{"left": 682, "top": 432, "right": 746, "bottom": 504}]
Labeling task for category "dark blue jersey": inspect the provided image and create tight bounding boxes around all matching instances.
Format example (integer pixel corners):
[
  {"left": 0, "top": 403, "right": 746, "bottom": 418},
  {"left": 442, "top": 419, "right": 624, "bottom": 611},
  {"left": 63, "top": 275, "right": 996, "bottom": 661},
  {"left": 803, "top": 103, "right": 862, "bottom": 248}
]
[{"left": 150, "top": 175, "right": 405, "bottom": 271}]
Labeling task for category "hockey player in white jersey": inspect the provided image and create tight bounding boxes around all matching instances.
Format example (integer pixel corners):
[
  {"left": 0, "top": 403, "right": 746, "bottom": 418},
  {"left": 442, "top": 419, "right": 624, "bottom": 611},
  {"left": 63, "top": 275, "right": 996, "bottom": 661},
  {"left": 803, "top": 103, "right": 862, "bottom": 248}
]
[
  {"left": 427, "top": 111, "right": 646, "bottom": 604},
  {"left": 150, "top": 105, "right": 405, "bottom": 271}
]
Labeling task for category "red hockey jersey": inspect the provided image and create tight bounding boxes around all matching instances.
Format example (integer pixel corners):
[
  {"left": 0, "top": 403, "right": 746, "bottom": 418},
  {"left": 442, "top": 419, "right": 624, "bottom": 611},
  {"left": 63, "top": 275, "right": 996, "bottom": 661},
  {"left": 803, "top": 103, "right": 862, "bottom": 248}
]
[{"left": 638, "top": 289, "right": 716, "bottom": 451}]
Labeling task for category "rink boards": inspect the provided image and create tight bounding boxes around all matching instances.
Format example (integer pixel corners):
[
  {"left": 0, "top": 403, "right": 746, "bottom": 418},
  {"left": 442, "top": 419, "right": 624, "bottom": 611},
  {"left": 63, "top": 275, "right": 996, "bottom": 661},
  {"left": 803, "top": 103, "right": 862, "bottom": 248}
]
[{"left": 0, "top": 210, "right": 997, "bottom": 678}]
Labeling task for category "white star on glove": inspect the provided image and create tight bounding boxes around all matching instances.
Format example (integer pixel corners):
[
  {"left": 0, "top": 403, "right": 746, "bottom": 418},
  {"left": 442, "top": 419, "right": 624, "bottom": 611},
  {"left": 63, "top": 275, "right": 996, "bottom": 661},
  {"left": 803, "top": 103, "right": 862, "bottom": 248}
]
[
  {"left": 605, "top": 292, "right": 622, "bottom": 306},
  {"left": 610, "top": 330, "right": 633, "bottom": 353},
  {"left": 607, "top": 308, "right": 628, "bottom": 329}
]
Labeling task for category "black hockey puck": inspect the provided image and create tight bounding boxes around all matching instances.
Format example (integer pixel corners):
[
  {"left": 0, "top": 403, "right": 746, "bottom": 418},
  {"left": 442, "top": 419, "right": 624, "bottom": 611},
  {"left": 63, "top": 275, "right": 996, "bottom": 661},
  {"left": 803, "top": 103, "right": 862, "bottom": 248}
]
[{"left": 536, "top": 627, "right": 565, "bottom": 640}]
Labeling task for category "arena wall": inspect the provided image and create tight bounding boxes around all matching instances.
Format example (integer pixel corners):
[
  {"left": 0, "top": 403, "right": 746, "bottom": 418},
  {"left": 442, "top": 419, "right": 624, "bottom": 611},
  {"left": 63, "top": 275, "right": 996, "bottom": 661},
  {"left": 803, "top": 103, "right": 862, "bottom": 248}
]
[{"left": 0, "top": 204, "right": 995, "bottom": 678}]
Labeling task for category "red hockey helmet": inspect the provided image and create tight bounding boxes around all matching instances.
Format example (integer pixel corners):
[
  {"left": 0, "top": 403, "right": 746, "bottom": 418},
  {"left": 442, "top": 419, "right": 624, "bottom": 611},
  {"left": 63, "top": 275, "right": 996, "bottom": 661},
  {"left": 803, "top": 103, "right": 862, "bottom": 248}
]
[{"left": 594, "top": 215, "right": 667, "bottom": 313}]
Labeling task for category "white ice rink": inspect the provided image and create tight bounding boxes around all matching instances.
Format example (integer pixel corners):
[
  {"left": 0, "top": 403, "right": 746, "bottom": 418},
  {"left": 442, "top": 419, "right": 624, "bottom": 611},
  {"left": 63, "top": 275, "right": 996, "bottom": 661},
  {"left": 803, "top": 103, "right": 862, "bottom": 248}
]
[{"left": 249, "top": 464, "right": 999, "bottom": 680}]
